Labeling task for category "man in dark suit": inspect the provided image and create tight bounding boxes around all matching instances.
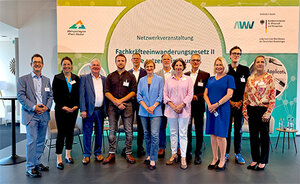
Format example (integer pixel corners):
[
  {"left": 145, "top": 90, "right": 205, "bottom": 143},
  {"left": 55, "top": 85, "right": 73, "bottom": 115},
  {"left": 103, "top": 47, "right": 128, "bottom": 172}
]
[
  {"left": 185, "top": 53, "right": 210, "bottom": 164},
  {"left": 17, "top": 54, "right": 53, "bottom": 178},
  {"left": 79, "top": 58, "right": 106, "bottom": 165},
  {"left": 128, "top": 53, "right": 147, "bottom": 156}
]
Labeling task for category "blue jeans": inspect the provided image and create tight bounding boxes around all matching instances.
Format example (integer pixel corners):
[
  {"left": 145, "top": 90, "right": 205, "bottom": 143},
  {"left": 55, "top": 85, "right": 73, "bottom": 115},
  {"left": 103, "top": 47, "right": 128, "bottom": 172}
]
[
  {"left": 140, "top": 116, "right": 161, "bottom": 161},
  {"left": 168, "top": 117, "right": 189, "bottom": 157},
  {"left": 83, "top": 108, "right": 104, "bottom": 157},
  {"left": 26, "top": 114, "right": 48, "bottom": 171}
]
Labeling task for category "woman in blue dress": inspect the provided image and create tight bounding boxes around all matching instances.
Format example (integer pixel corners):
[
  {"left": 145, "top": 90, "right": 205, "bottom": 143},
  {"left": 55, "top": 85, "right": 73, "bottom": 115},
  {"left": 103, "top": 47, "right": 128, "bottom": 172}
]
[{"left": 204, "top": 57, "right": 235, "bottom": 172}]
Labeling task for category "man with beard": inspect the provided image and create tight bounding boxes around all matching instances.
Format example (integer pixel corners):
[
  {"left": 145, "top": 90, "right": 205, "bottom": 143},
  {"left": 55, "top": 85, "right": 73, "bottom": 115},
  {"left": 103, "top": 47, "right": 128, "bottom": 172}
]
[{"left": 103, "top": 54, "right": 137, "bottom": 164}]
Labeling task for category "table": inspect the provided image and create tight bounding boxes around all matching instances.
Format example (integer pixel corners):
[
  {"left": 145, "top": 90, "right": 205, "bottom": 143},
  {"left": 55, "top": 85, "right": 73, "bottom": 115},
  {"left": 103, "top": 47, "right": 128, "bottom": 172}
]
[
  {"left": 0, "top": 97, "right": 26, "bottom": 165},
  {"left": 275, "top": 128, "right": 298, "bottom": 153}
]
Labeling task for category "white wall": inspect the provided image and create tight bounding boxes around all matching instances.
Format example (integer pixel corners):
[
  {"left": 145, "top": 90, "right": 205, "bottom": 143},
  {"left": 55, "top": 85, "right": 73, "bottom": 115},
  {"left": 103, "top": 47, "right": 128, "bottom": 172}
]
[{"left": 0, "top": 41, "right": 16, "bottom": 118}]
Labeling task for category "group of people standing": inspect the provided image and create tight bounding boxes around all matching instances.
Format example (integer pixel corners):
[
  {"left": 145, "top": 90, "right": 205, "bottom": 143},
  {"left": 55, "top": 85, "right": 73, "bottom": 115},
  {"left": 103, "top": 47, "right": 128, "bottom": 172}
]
[{"left": 17, "top": 45, "right": 275, "bottom": 178}]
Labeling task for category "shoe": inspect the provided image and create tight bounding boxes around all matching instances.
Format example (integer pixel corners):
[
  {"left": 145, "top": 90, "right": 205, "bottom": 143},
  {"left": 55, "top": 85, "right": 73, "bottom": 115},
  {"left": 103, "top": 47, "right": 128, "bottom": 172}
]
[
  {"left": 26, "top": 168, "right": 41, "bottom": 178},
  {"left": 180, "top": 159, "right": 188, "bottom": 170},
  {"left": 125, "top": 154, "right": 136, "bottom": 164},
  {"left": 194, "top": 155, "right": 202, "bottom": 165},
  {"left": 103, "top": 154, "right": 115, "bottom": 165},
  {"left": 216, "top": 162, "right": 226, "bottom": 172},
  {"left": 149, "top": 164, "right": 156, "bottom": 170},
  {"left": 82, "top": 157, "right": 90, "bottom": 165},
  {"left": 36, "top": 164, "right": 49, "bottom": 171},
  {"left": 158, "top": 148, "right": 165, "bottom": 158},
  {"left": 65, "top": 157, "right": 74, "bottom": 164},
  {"left": 56, "top": 162, "right": 64, "bottom": 170},
  {"left": 144, "top": 159, "right": 150, "bottom": 165},
  {"left": 95, "top": 155, "right": 104, "bottom": 162},
  {"left": 208, "top": 160, "right": 220, "bottom": 170},
  {"left": 255, "top": 164, "right": 266, "bottom": 171},
  {"left": 225, "top": 153, "right": 229, "bottom": 162},
  {"left": 247, "top": 163, "right": 258, "bottom": 170},
  {"left": 137, "top": 149, "right": 146, "bottom": 157},
  {"left": 166, "top": 155, "right": 178, "bottom": 165},
  {"left": 235, "top": 153, "right": 245, "bottom": 165}
]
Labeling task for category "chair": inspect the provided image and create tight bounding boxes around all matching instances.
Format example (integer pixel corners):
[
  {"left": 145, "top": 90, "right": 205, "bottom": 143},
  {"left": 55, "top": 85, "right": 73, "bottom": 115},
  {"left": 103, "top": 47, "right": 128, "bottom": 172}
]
[
  {"left": 242, "top": 116, "right": 275, "bottom": 151},
  {"left": 45, "top": 111, "right": 83, "bottom": 161}
]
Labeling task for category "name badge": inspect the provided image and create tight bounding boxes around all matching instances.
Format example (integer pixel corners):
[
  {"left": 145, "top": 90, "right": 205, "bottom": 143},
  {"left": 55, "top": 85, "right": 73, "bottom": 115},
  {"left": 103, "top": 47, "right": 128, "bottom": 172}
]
[
  {"left": 198, "top": 82, "right": 204, "bottom": 87},
  {"left": 181, "top": 77, "right": 187, "bottom": 81},
  {"left": 123, "top": 80, "right": 129, "bottom": 87},
  {"left": 45, "top": 87, "right": 50, "bottom": 92},
  {"left": 70, "top": 80, "right": 76, "bottom": 85},
  {"left": 240, "top": 77, "right": 245, "bottom": 83}
]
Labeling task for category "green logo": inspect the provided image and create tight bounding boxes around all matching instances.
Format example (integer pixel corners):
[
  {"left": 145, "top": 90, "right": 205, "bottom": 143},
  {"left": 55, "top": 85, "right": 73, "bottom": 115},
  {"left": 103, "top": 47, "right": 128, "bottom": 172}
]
[{"left": 69, "top": 20, "right": 86, "bottom": 29}]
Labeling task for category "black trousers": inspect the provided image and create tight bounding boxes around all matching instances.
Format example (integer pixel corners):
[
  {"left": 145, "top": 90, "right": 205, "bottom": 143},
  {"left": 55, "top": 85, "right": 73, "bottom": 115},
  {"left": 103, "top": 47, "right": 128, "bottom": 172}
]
[
  {"left": 55, "top": 109, "right": 78, "bottom": 154},
  {"left": 247, "top": 106, "right": 270, "bottom": 164},
  {"left": 226, "top": 107, "right": 243, "bottom": 154},
  {"left": 187, "top": 111, "right": 204, "bottom": 156},
  {"left": 133, "top": 101, "right": 144, "bottom": 151}
]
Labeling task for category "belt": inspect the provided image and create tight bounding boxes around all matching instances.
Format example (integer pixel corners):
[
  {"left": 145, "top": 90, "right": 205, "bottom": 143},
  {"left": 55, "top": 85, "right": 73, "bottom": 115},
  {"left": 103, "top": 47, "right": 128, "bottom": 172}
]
[{"left": 94, "top": 106, "right": 103, "bottom": 111}]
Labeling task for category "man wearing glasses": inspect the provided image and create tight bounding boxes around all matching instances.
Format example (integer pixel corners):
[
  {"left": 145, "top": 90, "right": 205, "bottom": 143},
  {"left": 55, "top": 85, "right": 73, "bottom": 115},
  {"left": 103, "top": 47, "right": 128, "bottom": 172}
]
[
  {"left": 185, "top": 53, "right": 210, "bottom": 164},
  {"left": 226, "top": 46, "right": 250, "bottom": 164}
]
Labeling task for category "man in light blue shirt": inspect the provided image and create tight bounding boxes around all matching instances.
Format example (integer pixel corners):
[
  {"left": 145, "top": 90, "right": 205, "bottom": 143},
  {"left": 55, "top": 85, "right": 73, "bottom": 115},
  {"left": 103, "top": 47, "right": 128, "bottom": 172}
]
[{"left": 17, "top": 54, "right": 53, "bottom": 178}]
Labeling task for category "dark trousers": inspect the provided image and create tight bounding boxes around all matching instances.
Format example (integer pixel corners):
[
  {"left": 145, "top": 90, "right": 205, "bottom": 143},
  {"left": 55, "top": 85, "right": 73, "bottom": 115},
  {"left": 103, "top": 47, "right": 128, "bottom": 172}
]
[
  {"left": 187, "top": 111, "right": 204, "bottom": 156},
  {"left": 133, "top": 101, "right": 144, "bottom": 151},
  {"left": 108, "top": 103, "right": 133, "bottom": 154},
  {"left": 248, "top": 106, "right": 270, "bottom": 164},
  {"left": 159, "top": 104, "right": 167, "bottom": 149},
  {"left": 82, "top": 108, "right": 104, "bottom": 157},
  {"left": 226, "top": 107, "right": 243, "bottom": 154},
  {"left": 55, "top": 109, "right": 78, "bottom": 154}
]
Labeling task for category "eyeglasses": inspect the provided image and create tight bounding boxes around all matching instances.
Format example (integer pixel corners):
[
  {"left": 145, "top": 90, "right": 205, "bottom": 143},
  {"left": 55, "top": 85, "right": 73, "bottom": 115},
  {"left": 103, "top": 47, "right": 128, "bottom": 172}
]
[
  {"left": 191, "top": 59, "right": 200, "bottom": 62},
  {"left": 231, "top": 52, "right": 241, "bottom": 56}
]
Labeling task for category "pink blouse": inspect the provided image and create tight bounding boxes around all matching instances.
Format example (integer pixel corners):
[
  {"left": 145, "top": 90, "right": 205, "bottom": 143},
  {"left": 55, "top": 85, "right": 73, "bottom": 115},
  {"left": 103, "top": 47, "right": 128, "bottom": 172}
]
[
  {"left": 163, "top": 75, "right": 194, "bottom": 118},
  {"left": 242, "top": 72, "right": 276, "bottom": 119}
]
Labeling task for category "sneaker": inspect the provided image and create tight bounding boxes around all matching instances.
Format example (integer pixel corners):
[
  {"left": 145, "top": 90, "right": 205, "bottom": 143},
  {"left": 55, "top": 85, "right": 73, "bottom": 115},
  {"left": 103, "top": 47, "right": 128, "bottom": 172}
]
[
  {"left": 225, "top": 153, "right": 229, "bottom": 162},
  {"left": 235, "top": 153, "right": 245, "bottom": 165}
]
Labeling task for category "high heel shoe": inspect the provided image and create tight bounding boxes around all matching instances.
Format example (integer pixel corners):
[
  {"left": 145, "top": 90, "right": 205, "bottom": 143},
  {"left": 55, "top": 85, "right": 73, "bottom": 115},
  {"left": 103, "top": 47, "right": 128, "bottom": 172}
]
[
  {"left": 166, "top": 155, "right": 178, "bottom": 165},
  {"left": 208, "top": 160, "right": 220, "bottom": 170},
  {"left": 216, "top": 162, "right": 226, "bottom": 172},
  {"left": 255, "top": 164, "right": 266, "bottom": 171},
  {"left": 56, "top": 162, "right": 64, "bottom": 170},
  {"left": 65, "top": 157, "right": 74, "bottom": 164},
  {"left": 180, "top": 160, "right": 188, "bottom": 170}
]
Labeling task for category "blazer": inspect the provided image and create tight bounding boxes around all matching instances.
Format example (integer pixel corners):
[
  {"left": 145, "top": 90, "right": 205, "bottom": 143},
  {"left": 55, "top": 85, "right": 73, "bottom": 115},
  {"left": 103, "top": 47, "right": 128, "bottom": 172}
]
[
  {"left": 128, "top": 67, "right": 147, "bottom": 83},
  {"left": 17, "top": 73, "right": 53, "bottom": 125},
  {"left": 137, "top": 74, "right": 163, "bottom": 117},
  {"left": 155, "top": 68, "right": 175, "bottom": 83},
  {"left": 79, "top": 73, "right": 107, "bottom": 118},
  {"left": 185, "top": 70, "right": 210, "bottom": 113},
  {"left": 52, "top": 72, "right": 80, "bottom": 111}
]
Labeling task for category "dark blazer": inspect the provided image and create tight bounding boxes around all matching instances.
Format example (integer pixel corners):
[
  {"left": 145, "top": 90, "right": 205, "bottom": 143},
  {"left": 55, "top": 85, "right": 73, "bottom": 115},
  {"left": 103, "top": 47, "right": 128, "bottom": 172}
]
[
  {"left": 79, "top": 73, "right": 107, "bottom": 118},
  {"left": 185, "top": 70, "right": 210, "bottom": 113},
  {"left": 17, "top": 73, "right": 53, "bottom": 125},
  {"left": 128, "top": 67, "right": 147, "bottom": 83},
  {"left": 52, "top": 72, "right": 80, "bottom": 111}
]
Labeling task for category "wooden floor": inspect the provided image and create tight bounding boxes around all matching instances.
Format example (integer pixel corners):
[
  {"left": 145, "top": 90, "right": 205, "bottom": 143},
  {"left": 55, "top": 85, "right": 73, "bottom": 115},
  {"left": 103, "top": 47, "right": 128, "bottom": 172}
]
[{"left": 0, "top": 136, "right": 299, "bottom": 184}]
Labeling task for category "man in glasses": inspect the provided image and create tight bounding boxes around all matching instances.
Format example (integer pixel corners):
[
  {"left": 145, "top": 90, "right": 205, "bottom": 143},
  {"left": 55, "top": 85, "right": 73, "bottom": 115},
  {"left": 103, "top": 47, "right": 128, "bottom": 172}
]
[
  {"left": 185, "top": 53, "right": 210, "bottom": 164},
  {"left": 226, "top": 46, "right": 250, "bottom": 164}
]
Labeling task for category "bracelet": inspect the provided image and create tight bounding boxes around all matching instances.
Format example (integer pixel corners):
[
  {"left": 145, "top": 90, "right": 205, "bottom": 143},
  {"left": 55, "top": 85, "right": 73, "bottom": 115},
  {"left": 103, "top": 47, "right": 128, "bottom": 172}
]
[
  {"left": 218, "top": 101, "right": 221, "bottom": 106},
  {"left": 153, "top": 104, "right": 157, "bottom": 107}
]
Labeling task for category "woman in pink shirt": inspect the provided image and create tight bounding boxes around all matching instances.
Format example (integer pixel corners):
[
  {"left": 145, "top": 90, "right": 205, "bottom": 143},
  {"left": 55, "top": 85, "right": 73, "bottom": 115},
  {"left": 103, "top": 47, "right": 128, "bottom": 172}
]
[
  {"left": 164, "top": 58, "right": 193, "bottom": 169},
  {"left": 243, "top": 55, "right": 275, "bottom": 171}
]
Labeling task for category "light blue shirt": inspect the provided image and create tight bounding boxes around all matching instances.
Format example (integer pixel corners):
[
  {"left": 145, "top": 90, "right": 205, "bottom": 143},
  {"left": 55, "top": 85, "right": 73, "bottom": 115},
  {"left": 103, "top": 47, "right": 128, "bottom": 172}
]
[
  {"left": 31, "top": 72, "right": 43, "bottom": 110},
  {"left": 65, "top": 77, "right": 72, "bottom": 93}
]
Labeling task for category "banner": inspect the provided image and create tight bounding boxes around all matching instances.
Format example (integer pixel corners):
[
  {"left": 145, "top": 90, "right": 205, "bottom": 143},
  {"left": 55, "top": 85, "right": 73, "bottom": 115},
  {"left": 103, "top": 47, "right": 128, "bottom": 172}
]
[{"left": 57, "top": 0, "right": 299, "bottom": 135}]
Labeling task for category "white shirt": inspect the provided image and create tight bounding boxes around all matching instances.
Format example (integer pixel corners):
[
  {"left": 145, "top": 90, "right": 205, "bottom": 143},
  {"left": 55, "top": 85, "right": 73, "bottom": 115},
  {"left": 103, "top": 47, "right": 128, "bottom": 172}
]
[
  {"left": 132, "top": 67, "right": 140, "bottom": 81},
  {"left": 164, "top": 68, "right": 173, "bottom": 81},
  {"left": 190, "top": 69, "right": 199, "bottom": 84},
  {"left": 91, "top": 73, "right": 104, "bottom": 107}
]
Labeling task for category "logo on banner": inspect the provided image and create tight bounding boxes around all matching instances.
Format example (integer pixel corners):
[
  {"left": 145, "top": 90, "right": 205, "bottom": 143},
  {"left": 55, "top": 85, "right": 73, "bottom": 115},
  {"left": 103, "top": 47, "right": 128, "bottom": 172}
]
[
  {"left": 67, "top": 20, "right": 86, "bottom": 36},
  {"left": 234, "top": 21, "right": 255, "bottom": 29}
]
